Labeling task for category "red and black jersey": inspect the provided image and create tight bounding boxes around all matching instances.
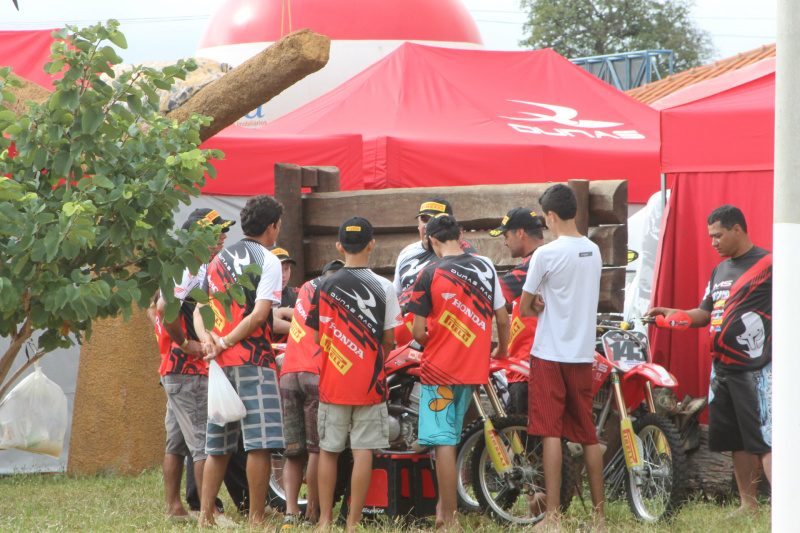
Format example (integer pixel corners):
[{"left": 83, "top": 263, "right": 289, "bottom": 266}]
[
  {"left": 306, "top": 267, "right": 402, "bottom": 405},
  {"left": 281, "top": 278, "right": 323, "bottom": 376},
  {"left": 498, "top": 251, "right": 538, "bottom": 382},
  {"left": 699, "top": 246, "right": 772, "bottom": 371},
  {"left": 157, "top": 266, "right": 207, "bottom": 376},
  {"left": 394, "top": 239, "right": 477, "bottom": 307},
  {"left": 204, "top": 238, "right": 283, "bottom": 368},
  {"left": 406, "top": 253, "right": 505, "bottom": 385}
]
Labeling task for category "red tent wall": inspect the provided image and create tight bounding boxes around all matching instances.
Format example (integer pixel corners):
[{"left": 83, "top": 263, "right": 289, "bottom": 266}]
[
  {"left": 651, "top": 59, "right": 775, "bottom": 408},
  {"left": 199, "top": 127, "right": 364, "bottom": 195},
  {"left": 0, "top": 29, "right": 60, "bottom": 90}
]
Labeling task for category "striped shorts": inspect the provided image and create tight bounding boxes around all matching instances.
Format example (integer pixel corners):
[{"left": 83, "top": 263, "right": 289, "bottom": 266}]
[{"left": 206, "top": 365, "right": 286, "bottom": 455}]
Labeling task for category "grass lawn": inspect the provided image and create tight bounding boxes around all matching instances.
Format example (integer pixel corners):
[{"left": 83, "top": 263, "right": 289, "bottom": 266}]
[{"left": 0, "top": 469, "right": 771, "bottom": 532}]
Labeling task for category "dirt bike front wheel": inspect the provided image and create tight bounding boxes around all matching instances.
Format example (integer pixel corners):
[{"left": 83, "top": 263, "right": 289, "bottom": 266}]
[
  {"left": 625, "top": 413, "right": 687, "bottom": 522},
  {"left": 470, "top": 415, "right": 575, "bottom": 525}
]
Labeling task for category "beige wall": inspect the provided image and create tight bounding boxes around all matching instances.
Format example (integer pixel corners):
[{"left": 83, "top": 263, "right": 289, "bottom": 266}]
[{"left": 68, "top": 309, "right": 166, "bottom": 474}]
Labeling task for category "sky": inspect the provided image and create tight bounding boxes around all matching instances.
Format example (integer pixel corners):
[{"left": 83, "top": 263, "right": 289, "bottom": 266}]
[{"left": 0, "top": 0, "right": 778, "bottom": 66}]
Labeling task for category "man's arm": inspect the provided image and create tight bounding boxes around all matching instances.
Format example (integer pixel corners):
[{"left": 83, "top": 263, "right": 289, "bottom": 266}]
[
  {"left": 491, "top": 306, "right": 510, "bottom": 359},
  {"left": 519, "top": 290, "right": 544, "bottom": 318},
  {"left": 224, "top": 299, "right": 274, "bottom": 346},
  {"left": 157, "top": 296, "right": 204, "bottom": 358},
  {"left": 381, "top": 328, "right": 396, "bottom": 358},
  {"left": 645, "top": 307, "right": 711, "bottom": 328},
  {"left": 193, "top": 303, "right": 222, "bottom": 361},
  {"left": 412, "top": 314, "right": 427, "bottom": 347},
  {"left": 271, "top": 306, "right": 293, "bottom": 335}
]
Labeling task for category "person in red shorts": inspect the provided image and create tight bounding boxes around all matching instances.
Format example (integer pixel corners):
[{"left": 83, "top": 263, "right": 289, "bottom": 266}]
[
  {"left": 406, "top": 213, "right": 510, "bottom": 530},
  {"left": 489, "top": 207, "right": 547, "bottom": 414},
  {"left": 306, "top": 217, "right": 402, "bottom": 533},
  {"left": 520, "top": 184, "right": 605, "bottom": 532}
]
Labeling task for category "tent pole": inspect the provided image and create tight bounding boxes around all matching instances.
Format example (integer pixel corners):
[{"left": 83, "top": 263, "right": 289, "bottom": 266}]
[
  {"left": 660, "top": 173, "right": 666, "bottom": 208},
  {"left": 773, "top": 0, "right": 800, "bottom": 529}
]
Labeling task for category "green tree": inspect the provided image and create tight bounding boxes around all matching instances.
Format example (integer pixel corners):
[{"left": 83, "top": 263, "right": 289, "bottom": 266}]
[
  {"left": 519, "top": 0, "right": 715, "bottom": 72},
  {"left": 0, "top": 21, "right": 230, "bottom": 399}
]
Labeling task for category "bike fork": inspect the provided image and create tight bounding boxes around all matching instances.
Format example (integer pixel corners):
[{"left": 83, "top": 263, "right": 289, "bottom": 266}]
[
  {"left": 611, "top": 372, "right": 643, "bottom": 471},
  {"left": 471, "top": 383, "right": 524, "bottom": 478}
]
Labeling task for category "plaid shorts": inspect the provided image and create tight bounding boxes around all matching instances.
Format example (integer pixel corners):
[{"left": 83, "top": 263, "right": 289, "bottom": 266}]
[
  {"left": 206, "top": 365, "right": 286, "bottom": 455},
  {"left": 280, "top": 371, "right": 320, "bottom": 456}
]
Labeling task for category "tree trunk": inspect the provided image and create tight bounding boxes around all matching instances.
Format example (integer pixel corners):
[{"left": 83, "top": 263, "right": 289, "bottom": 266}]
[
  {"left": 166, "top": 28, "right": 330, "bottom": 142},
  {"left": 685, "top": 424, "right": 735, "bottom": 498}
]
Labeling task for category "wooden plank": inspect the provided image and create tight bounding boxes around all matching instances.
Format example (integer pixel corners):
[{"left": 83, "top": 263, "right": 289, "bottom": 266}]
[
  {"left": 314, "top": 166, "right": 341, "bottom": 192},
  {"left": 569, "top": 179, "right": 590, "bottom": 237},
  {"left": 302, "top": 183, "right": 552, "bottom": 235},
  {"left": 588, "top": 225, "right": 627, "bottom": 267},
  {"left": 589, "top": 180, "right": 627, "bottom": 225},
  {"left": 273, "top": 163, "right": 306, "bottom": 287},
  {"left": 304, "top": 180, "right": 627, "bottom": 234},
  {"left": 300, "top": 167, "right": 318, "bottom": 188}
]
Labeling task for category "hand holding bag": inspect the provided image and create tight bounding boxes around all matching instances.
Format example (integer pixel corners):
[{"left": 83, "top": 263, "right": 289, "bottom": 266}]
[{"left": 207, "top": 360, "right": 246, "bottom": 426}]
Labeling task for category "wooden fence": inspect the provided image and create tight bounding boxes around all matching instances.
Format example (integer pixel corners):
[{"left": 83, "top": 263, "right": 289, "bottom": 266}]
[{"left": 274, "top": 163, "right": 628, "bottom": 313}]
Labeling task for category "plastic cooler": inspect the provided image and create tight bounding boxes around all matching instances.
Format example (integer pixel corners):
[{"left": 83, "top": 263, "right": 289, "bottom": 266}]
[{"left": 339, "top": 452, "right": 438, "bottom": 521}]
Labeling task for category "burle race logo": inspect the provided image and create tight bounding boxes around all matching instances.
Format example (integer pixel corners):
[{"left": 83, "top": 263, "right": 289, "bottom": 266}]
[{"left": 501, "top": 101, "right": 645, "bottom": 140}]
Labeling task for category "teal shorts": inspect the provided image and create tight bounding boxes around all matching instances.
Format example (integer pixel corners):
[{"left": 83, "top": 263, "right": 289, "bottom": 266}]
[{"left": 418, "top": 384, "right": 475, "bottom": 446}]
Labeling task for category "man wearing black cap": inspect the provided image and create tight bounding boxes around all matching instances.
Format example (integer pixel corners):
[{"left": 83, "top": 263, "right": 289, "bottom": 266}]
[
  {"left": 406, "top": 213, "right": 509, "bottom": 530},
  {"left": 393, "top": 196, "right": 476, "bottom": 344},
  {"left": 489, "top": 208, "right": 547, "bottom": 414},
  {"left": 306, "top": 217, "right": 402, "bottom": 533},
  {"left": 153, "top": 208, "right": 238, "bottom": 522}
]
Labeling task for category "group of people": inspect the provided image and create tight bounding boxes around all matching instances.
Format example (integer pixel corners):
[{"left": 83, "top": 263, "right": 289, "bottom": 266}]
[{"left": 150, "top": 185, "right": 772, "bottom": 532}]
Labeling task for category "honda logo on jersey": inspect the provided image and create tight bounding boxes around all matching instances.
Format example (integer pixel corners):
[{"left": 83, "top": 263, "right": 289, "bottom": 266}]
[{"left": 501, "top": 101, "right": 646, "bottom": 140}]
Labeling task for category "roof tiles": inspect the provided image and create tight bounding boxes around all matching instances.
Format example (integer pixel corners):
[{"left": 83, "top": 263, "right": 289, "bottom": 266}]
[{"left": 625, "top": 44, "right": 776, "bottom": 105}]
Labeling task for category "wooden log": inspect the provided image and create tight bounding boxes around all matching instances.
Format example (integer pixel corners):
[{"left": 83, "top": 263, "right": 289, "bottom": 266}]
[
  {"left": 568, "top": 179, "right": 590, "bottom": 237},
  {"left": 588, "top": 225, "right": 627, "bottom": 267},
  {"left": 313, "top": 166, "right": 341, "bottom": 192},
  {"left": 684, "top": 424, "right": 735, "bottom": 499},
  {"left": 167, "top": 29, "right": 331, "bottom": 142},
  {"left": 589, "top": 180, "right": 628, "bottom": 225},
  {"left": 273, "top": 163, "right": 306, "bottom": 288},
  {"left": 5, "top": 74, "right": 52, "bottom": 118}
]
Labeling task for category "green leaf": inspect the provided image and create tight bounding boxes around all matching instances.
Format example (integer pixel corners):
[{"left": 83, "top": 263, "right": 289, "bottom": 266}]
[
  {"left": 52, "top": 150, "right": 74, "bottom": 178},
  {"left": 4, "top": 124, "right": 21, "bottom": 135},
  {"left": 108, "top": 30, "right": 128, "bottom": 49},
  {"left": 199, "top": 304, "right": 216, "bottom": 331},
  {"left": 188, "top": 287, "right": 209, "bottom": 305},
  {"left": 81, "top": 105, "right": 104, "bottom": 134}
]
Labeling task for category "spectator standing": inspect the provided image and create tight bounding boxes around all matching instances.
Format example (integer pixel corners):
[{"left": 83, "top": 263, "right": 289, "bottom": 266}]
[
  {"left": 519, "top": 184, "right": 604, "bottom": 532},
  {"left": 306, "top": 217, "right": 402, "bottom": 533},
  {"left": 407, "top": 213, "right": 509, "bottom": 530},
  {"left": 193, "top": 195, "right": 286, "bottom": 528},
  {"left": 646, "top": 205, "right": 772, "bottom": 516},
  {"left": 489, "top": 208, "right": 547, "bottom": 414}
]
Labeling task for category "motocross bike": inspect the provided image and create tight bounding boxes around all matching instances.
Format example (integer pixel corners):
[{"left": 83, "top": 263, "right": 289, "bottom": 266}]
[{"left": 575, "top": 319, "right": 689, "bottom": 522}]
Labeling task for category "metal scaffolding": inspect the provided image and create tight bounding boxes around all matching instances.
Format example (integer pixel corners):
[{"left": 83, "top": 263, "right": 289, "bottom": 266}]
[{"left": 570, "top": 50, "right": 674, "bottom": 91}]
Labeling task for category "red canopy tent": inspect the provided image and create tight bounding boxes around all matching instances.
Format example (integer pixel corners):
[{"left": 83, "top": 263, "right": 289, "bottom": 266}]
[
  {"left": 0, "top": 29, "right": 61, "bottom": 90},
  {"left": 649, "top": 58, "right": 775, "bottom": 407},
  {"left": 262, "top": 43, "right": 661, "bottom": 203}
]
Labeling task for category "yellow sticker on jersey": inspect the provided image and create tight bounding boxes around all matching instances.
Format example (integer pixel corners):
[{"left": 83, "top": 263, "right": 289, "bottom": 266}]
[
  {"left": 439, "top": 310, "right": 476, "bottom": 348},
  {"left": 289, "top": 318, "right": 306, "bottom": 343},
  {"left": 509, "top": 316, "right": 526, "bottom": 346},
  {"left": 328, "top": 344, "right": 353, "bottom": 375}
]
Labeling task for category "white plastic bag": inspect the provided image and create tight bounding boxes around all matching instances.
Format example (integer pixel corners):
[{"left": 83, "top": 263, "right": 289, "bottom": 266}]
[
  {"left": 207, "top": 360, "right": 246, "bottom": 426},
  {"left": 0, "top": 363, "right": 68, "bottom": 457}
]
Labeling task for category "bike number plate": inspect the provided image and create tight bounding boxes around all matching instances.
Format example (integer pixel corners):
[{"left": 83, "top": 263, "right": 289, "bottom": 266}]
[{"left": 601, "top": 331, "right": 648, "bottom": 370}]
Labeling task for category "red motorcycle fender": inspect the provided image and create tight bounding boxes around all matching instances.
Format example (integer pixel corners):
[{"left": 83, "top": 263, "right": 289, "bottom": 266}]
[
  {"left": 591, "top": 352, "right": 612, "bottom": 397},
  {"left": 489, "top": 358, "right": 530, "bottom": 378},
  {"left": 620, "top": 363, "right": 679, "bottom": 412}
]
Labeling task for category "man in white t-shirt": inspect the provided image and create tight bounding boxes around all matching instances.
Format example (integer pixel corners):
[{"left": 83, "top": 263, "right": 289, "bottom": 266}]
[{"left": 520, "top": 183, "right": 605, "bottom": 532}]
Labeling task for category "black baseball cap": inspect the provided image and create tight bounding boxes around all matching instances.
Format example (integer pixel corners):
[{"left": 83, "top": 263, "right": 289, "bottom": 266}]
[
  {"left": 425, "top": 213, "right": 458, "bottom": 239},
  {"left": 490, "top": 207, "right": 546, "bottom": 237},
  {"left": 416, "top": 196, "right": 453, "bottom": 218},
  {"left": 181, "top": 208, "right": 235, "bottom": 232},
  {"left": 269, "top": 246, "right": 297, "bottom": 265},
  {"left": 338, "top": 216, "right": 374, "bottom": 247},
  {"left": 321, "top": 259, "right": 344, "bottom": 275}
]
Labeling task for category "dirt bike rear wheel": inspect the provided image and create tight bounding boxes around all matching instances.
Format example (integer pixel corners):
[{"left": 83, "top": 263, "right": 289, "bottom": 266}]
[
  {"left": 470, "top": 415, "right": 575, "bottom": 525},
  {"left": 267, "top": 450, "right": 349, "bottom": 514},
  {"left": 625, "top": 413, "right": 687, "bottom": 522}
]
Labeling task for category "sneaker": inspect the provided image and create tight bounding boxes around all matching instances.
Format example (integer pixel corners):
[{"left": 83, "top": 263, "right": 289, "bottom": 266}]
[{"left": 281, "top": 514, "right": 303, "bottom": 530}]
